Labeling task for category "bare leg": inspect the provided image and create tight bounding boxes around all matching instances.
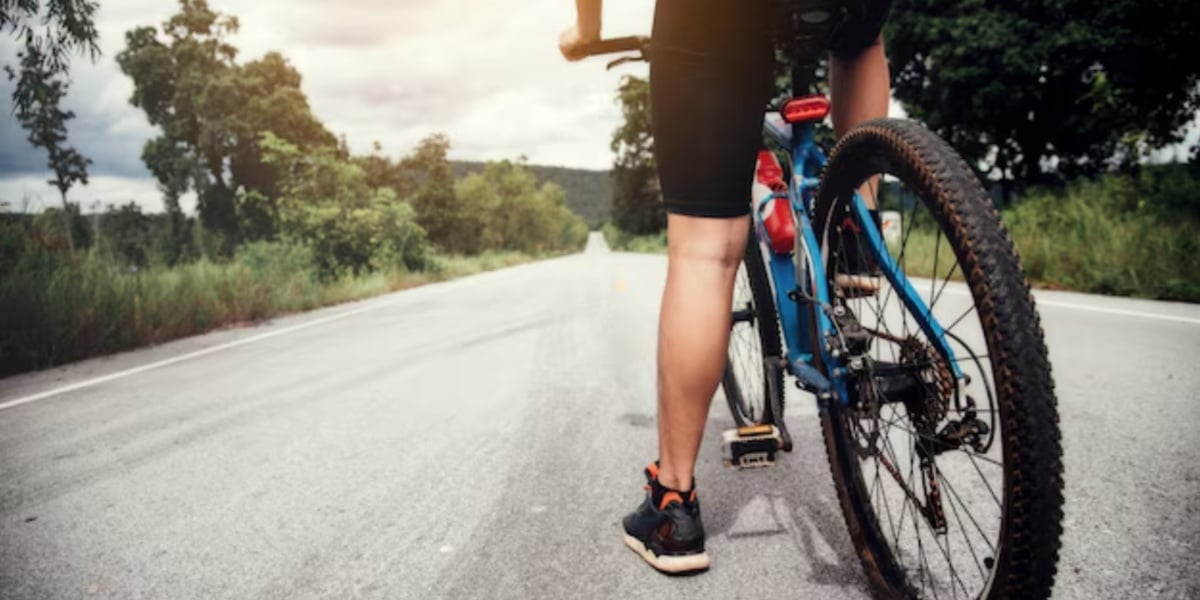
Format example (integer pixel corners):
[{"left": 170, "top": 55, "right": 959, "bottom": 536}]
[
  {"left": 830, "top": 35, "right": 890, "bottom": 207},
  {"left": 655, "top": 213, "right": 750, "bottom": 492},
  {"left": 653, "top": 40, "right": 889, "bottom": 491}
]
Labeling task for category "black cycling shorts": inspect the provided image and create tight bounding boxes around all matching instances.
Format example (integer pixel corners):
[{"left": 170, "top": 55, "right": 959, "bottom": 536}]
[{"left": 651, "top": 0, "right": 891, "bottom": 219}]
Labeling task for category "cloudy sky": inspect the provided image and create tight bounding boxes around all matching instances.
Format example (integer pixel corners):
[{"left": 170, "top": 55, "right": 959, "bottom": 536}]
[
  {"left": 0, "top": 0, "right": 657, "bottom": 213},
  {"left": 3, "top": 1, "right": 1196, "bottom": 214}
]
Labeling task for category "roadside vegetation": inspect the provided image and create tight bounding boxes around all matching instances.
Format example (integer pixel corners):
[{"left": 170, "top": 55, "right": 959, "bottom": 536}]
[
  {"left": 0, "top": 0, "right": 585, "bottom": 375},
  {"left": 892, "top": 167, "right": 1200, "bottom": 302},
  {"left": 601, "top": 223, "right": 667, "bottom": 254}
]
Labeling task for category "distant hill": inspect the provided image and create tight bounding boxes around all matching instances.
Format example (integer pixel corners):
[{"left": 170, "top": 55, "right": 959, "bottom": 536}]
[{"left": 452, "top": 161, "right": 612, "bottom": 228}]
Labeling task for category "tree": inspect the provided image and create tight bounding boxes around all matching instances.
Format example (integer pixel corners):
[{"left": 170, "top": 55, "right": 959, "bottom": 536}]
[
  {"left": 3, "top": 0, "right": 100, "bottom": 254},
  {"left": 610, "top": 75, "right": 664, "bottom": 234},
  {"left": 258, "top": 132, "right": 428, "bottom": 276},
  {"left": 96, "top": 202, "right": 155, "bottom": 267},
  {"left": 887, "top": 0, "right": 1200, "bottom": 200},
  {"left": 7, "top": 41, "right": 90, "bottom": 253},
  {"left": 403, "top": 134, "right": 464, "bottom": 250},
  {"left": 117, "top": 0, "right": 335, "bottom": 251},
  {"left": 0, "top": 1, "right": 99, "bottom": 71},
  {"left": 453, "top": 160, "right": 588, "bottom": 254}
]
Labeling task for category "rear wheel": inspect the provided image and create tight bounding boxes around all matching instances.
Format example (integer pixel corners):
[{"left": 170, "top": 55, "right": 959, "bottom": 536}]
[
  {"left": 813, "top": 119, "right": 1063, "bottom": 599},
  {"left": 722, "top": 227, "right": 783, "bottom": 427}
]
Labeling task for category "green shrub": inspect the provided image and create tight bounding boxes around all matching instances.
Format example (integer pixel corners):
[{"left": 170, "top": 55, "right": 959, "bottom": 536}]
[
  {"left": 259, "top": 132, "right": 430, "bottom": 277},
  {"left": 452, "top": 161, "right": 589, "bottom": 255},
  {"left": 601, "top": 222, "right": 666, "bottom": 253}
]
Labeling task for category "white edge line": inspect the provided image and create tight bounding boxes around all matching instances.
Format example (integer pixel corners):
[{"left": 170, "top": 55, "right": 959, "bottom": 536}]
[
  {"left": 0, "top": 301, "right": 390, "bottom": 412},
  {"left": 940, "top": 287, "right": 1200, "bottom": 325},
  {"left": 1034, "top": 300, "right": 1200, "bottom": 325}
]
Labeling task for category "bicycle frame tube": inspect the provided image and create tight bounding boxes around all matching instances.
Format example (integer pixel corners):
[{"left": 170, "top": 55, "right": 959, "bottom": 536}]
[{"left": 756, "top": 117, "right": 841, "bottom": 394}]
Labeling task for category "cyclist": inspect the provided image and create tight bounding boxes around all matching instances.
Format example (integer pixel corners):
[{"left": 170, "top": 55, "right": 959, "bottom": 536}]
[{"left": 560, "top": 0, "right": 892, "bottom": 574}]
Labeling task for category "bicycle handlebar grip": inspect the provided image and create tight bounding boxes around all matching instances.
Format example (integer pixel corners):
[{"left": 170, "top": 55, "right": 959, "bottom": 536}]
[{"left": 580, "top": 36, "right": 648, "bottom": 57}]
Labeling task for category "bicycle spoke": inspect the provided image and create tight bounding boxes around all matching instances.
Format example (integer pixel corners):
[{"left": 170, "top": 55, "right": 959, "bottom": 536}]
[
  {"left": 963, "top": 448, "right": 1003, "bottom": 507},
  {"left": 939, "top": 465, "right": 989, "bottom": 581},
  {"left": 896, "top": 200, "right": 920, "bottom": 340},
  {"left": 930, "top": 227, "right": 941, "bottom": 302},
  {"left": 931, "top": 261, "right": 962, "bottom": 312},
  {"left": 951, "top": 354, "right": 989, "bottom": 364},
  {"left": 936, "top": 465, "right": 999, "bottom": 558},
  {"left": 943, "top": 303, "right": 977, "bottom": 336}
]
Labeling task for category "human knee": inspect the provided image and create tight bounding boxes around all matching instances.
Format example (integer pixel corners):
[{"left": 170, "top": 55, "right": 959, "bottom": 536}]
[
  {"left": 666, "top": 214, "right": 749, "bottom": 270},
  {"left": 668, "top": 234, "right": 744, "bottom": 271}
]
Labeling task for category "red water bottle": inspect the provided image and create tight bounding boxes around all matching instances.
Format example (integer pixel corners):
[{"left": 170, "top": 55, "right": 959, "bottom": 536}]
[{"left": 753, "top": 150, "right": 795, "bottom": 255}]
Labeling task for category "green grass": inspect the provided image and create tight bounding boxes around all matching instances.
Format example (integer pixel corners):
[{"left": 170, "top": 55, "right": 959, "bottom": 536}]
[{"left": 0, "top": 244, "right": 550, "bottom": 376}]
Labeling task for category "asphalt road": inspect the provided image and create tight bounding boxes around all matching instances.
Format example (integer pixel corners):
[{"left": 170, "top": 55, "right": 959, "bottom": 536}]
[{"left": 2, "top": 233, "right": 1198, "bottom": 599}]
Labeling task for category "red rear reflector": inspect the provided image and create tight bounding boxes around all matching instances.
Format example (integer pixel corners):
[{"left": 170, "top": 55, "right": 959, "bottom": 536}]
[{"left": 781, "top": 95, "right": 830, "bottom": 124}]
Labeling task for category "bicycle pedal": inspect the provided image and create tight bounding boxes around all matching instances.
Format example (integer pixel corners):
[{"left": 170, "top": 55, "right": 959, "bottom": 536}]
[{"left": 721, "top": 425, "right": 783, "bottom": 470}]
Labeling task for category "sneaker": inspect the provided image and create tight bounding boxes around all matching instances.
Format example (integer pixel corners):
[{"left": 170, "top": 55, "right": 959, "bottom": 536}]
[
  {"left": 621, "top": 462, "right": 710, "bottom": 574},
  {"left": 834, "top": 211, "right": 883, "bottom": 297}
]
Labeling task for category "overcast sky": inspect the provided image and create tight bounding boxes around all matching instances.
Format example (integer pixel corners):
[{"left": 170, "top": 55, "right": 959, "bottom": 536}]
[
  {"left": 2, "top": 1, "right": 1196, "bottom": 214},
  {"left": 0, "top": 0, "right": 657, "bottom": 213}
]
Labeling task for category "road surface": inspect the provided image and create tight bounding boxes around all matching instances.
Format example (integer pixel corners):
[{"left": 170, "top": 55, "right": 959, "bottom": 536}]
[{"left": 2, "top": 233, "right": 1198, "bottom": 599}]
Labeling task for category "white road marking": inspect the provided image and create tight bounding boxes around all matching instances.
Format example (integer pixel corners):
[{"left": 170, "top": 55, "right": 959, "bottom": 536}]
[
  {"left": 938, "top": 288, "right": 1200, "bottom": 326},
  {"left": 1035, "top": 299, "right": 1200, "bottom": 325},
  {"left": 0, "top": 301, "right": 392, "bottom": 412}
]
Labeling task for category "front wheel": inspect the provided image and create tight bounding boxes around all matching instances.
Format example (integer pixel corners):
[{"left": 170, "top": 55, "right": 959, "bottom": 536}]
[{"left": 813, "top": 119, "right": 1063, "bottom": 599}]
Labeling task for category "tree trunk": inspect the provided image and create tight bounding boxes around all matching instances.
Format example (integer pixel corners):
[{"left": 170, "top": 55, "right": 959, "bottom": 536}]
[{"left": 59, "top": 189, "right": 76, "bottom": 256}]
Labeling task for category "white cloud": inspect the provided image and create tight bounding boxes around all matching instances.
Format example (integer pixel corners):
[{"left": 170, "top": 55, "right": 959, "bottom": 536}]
[
  {"left": 0, "top": 174, "right": 191, "bottom": 214},
  {"left": 1, "top": 0, "right": 651, "bottom": 209}
]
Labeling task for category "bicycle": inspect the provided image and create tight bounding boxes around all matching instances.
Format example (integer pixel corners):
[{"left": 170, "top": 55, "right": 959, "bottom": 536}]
[{"left": 581, "top": 35, "right": 1063, "bottom": 600}]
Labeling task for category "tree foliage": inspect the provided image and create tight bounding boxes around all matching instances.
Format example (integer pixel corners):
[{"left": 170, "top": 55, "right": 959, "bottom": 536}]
[
  {"left": 887, "top": 0, "right": 1200, "bottom": 197},
  {"left": 116, "top": 0, "right": 336, "bottom": 249},
  {"left": 404, "top": 134, "right": 462, "bottom": 250},
  {"left": 453, "top": 161, "right": 588, "bottom": 255},
  {"left": 3, "top": 0, "right": 100, "bottom": 252},
  {"left": 257, "top": 132, "right": 428, "bottom": 276},
  {"left": 349, "top": 137, "right": 588, "bottom": 255},
  {"left": 610, "top": 75, "right": 665, "bottom": 235}
]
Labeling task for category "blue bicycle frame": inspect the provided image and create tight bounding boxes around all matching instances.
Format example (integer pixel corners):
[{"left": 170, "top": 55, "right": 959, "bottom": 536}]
[{"left": 753, "top": 110, "right": 964, "bottom": 407}]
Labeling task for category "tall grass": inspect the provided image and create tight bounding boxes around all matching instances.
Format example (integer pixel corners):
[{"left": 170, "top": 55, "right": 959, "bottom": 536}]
[
  {"left": 0, "top": 243, "right": 547, "bottom": 376},
  {"left": 1007, "top": 180, "right": 1200, "bottom": 300},
  {"left": 893, "top": 176, "right": 1200, "bottom": 302}
]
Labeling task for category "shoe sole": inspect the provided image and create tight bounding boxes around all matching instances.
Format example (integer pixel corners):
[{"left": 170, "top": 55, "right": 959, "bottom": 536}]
[{"left": 623, "top": 533, "right": 710, "bottom": 574}]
